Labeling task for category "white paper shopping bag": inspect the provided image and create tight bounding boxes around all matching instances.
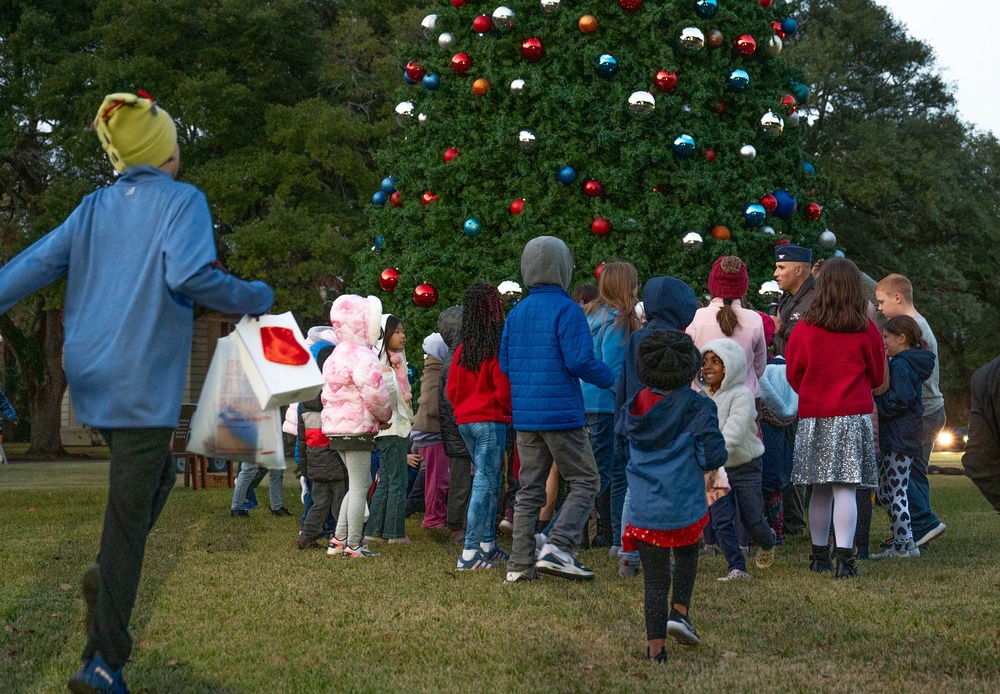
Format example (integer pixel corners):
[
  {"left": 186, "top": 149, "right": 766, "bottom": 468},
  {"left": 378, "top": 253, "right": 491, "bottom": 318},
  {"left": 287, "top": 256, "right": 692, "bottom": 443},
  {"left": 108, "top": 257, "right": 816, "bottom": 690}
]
[
  {"left": 188, "top": 335, "right": 286, "bottom": 469},
  {"left": 232, "top": 312, "right": 324, "bottom": 409}
]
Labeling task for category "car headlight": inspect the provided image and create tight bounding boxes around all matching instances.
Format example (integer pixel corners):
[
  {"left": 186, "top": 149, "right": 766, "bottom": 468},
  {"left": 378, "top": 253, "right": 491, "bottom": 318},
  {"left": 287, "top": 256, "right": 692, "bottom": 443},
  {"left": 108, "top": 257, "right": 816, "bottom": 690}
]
[{"left": 936, "top": 431, "right": 955, "bottom": 448}]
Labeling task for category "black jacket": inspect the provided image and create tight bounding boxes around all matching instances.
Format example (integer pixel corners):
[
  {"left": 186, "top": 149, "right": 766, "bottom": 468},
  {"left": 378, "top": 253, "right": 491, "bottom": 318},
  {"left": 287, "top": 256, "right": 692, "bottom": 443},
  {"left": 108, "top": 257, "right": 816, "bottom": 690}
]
[
  {"left": 963, "top": 355, "right": 1000, "bottom": 512},
  {"left": 436, "top": 306, "right": 470, "bottom": 459}
]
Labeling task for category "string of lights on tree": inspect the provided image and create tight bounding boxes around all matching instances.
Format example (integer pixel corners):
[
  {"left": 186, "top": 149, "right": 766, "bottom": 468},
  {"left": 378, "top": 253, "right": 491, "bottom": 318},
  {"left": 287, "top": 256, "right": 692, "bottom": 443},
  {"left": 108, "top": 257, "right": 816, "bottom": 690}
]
[{"left": 364, "top": 0, "right": 839, "bottom": 310}]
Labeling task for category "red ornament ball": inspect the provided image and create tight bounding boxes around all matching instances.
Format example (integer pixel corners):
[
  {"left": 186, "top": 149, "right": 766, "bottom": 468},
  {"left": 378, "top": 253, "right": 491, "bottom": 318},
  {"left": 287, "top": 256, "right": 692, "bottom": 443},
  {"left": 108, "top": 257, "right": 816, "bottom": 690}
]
[
  {"left": 510, "top": 199, "right": 525, "bottom": 215},
  {"left": 594, "top": 263, "right": 606, "bottom": 278},
  {"left": 591, "top": 217, "right": 611, "bottom": 236},
  {"left": 734, "top": 34, "right": 756, "bottom": 57},
  {"left": 379, "top": 268, "right": 399, "bottom": 293},
  {"left": 760, "top": 0, "right": 773, "bottom": 7},
  {"left": 711, "top": 225, "right": 731, "bottom": 240},
  {"left": 451, "top": 53, "right": 473, "bottom": 75},
  {"left": 521, "top": 37, "right": 544, "bottom": 62},
  {"left": 654, "top": 70, "right": 678, "bottom": 93},
  {"left": 472, "top": 15, "right": 492, "bottom": 34},
  {"left": 443, "top": 147, "right": 460, "bottom": 162},
  {"left": 804, "top": 202, "right": 822, "bottom": 220},
  {"left": 413, "top": 283, "right": 438, "bottom": 308},
  {"left": 619, "top": 0, "right": 643, "bottom": 13},
  {"left": 421, "top": 192, "right": 437, "bottom": 207},
  {"left": 390, "top": 191, "right": 402, "bottom": 207},
  {"left": 705, "top": 149, "right": 716, "bottom": 162},
  {"left": 405, "top": 61, "right": 426, "bottom": 82},
  {"left": 772, "top": 21, "right": 785, "bottom": 39},
  {"left": 707, "top": 29, "right": 724, "bottom": 48},
  {"left": 710, "top": 100, "right": 726, "bottom": 115},
  {"left": 781, "top": 93, "right": 797, "bottom": 114},
  {"left": 760, "top": 194, "right": 778, "bottom": 213},
  {"left": 451, "top": 0, "right": 466, "bottom": 6},
  {"left": 583, "top": 180, "right": 603, "bottom": 197}
]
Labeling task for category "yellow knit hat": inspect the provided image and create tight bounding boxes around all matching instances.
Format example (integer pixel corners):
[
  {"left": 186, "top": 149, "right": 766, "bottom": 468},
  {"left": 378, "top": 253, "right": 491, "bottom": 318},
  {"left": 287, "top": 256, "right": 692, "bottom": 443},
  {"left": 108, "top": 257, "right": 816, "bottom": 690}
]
[{"left": 92, "top": 92, "right": 178, "bottom": 173}]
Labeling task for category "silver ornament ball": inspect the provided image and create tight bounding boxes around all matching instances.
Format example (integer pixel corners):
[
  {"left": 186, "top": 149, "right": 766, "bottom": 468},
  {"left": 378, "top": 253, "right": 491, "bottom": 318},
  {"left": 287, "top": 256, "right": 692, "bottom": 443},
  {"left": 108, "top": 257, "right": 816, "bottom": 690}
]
[
  {"left": 418, "top": 112, "right": 428, "bottom": 126},
  {"left": 438, "top": 32, "right": 456, "bottom": 50},
  {"left": 819, "top": 230, "right": 837, "bottom": 249},
  {"left": 540, "top": 0, "right": 561, "bottom": 15},
  {"left": 760, "top": 110, "right": 785, "bottom": 136},
  {"left": 683, "top": 232, "right": 704, "bottom": 251},
  {"left": 518, "top": 130, "right": 537, "bottom": 150},
  {"left": 787, "top": 111, "right": 801, "bottom": 128},
  {"left": 492, "top": 6, "right": 516, "bottom": 31},
  {"left": 767, "top": 35, "right": 783, "bottom": 56},
  {"left": 628, "top": 90, "right": 656, "bottom": 115},
  {"left": 740, "top": 144, "right": 757, "bottom": 161},
  {"left": 761, "top": 225, "right": 776, "bottom": 235},
  {"left": 395, "top": 101, "right": 415, "bottom": 126},
  {"left": 421, "top": 14, "right": 437, "bottom": 38},
  {"left": 679, "top": 27, "right": 705, "bottom": 53},
  {"left": 510, "top": 78, "right": 526, "bottom": 96}
]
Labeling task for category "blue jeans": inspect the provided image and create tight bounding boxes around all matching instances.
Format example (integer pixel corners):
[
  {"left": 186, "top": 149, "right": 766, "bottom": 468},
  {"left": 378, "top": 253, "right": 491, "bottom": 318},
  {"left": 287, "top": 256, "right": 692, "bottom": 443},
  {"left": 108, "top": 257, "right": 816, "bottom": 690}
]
[
  {"left": 459, "top": 422, "right": 506, "bottom": 551},
  {"left": 709, "top": 458, "right": 774, "bottom": 572},
  {"left": 367, "top": 436, "right": 408, "bottom": 539},
  {"left": 909, "top": 407, "right": 945, "bottom": 538},
  {"left": 231, "top": 462, "right": 283, "bottom": 511}
]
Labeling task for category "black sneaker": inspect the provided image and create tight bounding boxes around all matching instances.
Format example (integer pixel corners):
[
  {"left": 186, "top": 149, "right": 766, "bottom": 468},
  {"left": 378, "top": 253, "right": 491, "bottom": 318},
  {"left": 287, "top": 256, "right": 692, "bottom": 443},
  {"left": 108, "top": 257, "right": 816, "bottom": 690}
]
[
  {"left": 666, "top": 609, "right": 701, "bottom": 646},
  {"left": 230, "top": 508, "right": 249, "bottom": 518},
  {"left": 270, "top": 507, "right": 293, "bottom": 517},
  {"left": 647, "top": 646, "right": 668, "bottom": 664}
]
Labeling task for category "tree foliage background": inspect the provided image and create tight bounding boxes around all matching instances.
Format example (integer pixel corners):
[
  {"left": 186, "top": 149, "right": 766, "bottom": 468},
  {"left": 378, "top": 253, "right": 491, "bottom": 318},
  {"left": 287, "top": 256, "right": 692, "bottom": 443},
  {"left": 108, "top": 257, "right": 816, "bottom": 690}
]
[{"left": 1, "top": 0, "right": 997, "bottom": 451}]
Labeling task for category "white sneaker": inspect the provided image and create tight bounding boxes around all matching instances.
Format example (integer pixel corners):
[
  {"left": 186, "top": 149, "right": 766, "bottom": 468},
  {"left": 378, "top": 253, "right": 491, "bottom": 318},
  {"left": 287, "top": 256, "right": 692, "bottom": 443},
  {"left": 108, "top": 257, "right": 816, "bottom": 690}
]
[
  {"left": 914, "top": 522, "right": 946, "bottom": 547},
  {"left": 609, "top": 545, "right": 622, "bottom": 558},
  {"left": 717, "top": 568, "right": 751, "bottom": 582},
  {"left": 534, "top": 532, "right": 547, "bottom": 559},
  {"left": 535, "top": 543, "right": 595, "bottom": 581}
]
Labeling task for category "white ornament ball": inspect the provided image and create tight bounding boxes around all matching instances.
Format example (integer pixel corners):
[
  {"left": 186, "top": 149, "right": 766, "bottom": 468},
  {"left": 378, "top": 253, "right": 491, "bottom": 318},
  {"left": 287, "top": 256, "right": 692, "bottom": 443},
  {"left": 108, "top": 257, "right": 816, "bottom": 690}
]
[
  {"left": 740, "top": 144, "right": 757, "bottom": 161},
  {"left": 438, "top": 32, "right": 456, "bottom": 50},
  {"left": 819, "top": 230, "right": 837, "bottom": 248}
]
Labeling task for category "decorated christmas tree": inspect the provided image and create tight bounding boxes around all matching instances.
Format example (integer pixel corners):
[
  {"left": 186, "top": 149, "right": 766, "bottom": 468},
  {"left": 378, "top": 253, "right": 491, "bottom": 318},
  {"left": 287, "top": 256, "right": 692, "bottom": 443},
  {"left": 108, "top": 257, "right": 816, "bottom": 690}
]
[{"left": 356, "top": 0, "right": 830, "bottom": 339}]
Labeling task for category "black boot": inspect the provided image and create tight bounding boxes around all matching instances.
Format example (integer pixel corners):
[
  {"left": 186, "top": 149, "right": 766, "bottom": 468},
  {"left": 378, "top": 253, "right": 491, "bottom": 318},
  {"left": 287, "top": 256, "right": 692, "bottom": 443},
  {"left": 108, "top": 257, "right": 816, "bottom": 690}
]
[
  {"left": 833, "top": 547, "right": 858, "bottom": 578},
  {"left": 808, "top": 544, "right": 832, "bottom": 573}
]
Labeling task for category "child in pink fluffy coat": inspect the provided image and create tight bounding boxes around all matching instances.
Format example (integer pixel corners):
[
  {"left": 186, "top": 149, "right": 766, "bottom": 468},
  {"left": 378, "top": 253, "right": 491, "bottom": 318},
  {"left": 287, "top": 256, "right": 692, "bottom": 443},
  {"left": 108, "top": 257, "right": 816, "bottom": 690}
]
[{"left": 322, "top": 295, "right": 392, "bottom": 559}]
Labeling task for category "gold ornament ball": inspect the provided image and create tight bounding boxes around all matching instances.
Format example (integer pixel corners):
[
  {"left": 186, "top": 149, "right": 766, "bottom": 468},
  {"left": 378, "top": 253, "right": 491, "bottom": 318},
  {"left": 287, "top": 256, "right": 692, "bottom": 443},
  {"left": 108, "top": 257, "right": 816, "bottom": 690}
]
[
  {"left": 579, "top": 14, "right": 598, "bottom": 33},
  {"left": 472, "top": 78, "right": 491, "bottom": 96}
]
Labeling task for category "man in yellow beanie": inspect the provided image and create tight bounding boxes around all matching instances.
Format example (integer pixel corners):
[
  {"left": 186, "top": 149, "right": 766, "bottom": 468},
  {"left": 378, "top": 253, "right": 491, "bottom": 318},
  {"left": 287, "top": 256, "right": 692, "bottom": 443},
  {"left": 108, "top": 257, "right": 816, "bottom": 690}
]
[{"left": 0, "top": 92, "right": 274, "bottom": 693}]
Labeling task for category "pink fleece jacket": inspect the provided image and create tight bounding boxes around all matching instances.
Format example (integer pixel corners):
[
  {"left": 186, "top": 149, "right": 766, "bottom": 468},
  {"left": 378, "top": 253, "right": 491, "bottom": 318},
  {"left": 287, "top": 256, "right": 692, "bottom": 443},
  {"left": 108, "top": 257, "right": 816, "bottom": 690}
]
[
  {"left": 686, "top": 298, "right": 766, "bottom": 398},
  {"left": 321, "top": 295, "right": 392, "bottom": 436}
]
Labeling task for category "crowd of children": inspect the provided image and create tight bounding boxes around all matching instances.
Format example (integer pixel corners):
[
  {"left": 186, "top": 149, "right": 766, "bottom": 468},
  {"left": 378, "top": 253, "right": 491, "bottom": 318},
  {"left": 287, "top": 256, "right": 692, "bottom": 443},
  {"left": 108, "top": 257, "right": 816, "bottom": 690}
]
[{"left": 268, "top": 236, "right": 950, "bottom": 667}]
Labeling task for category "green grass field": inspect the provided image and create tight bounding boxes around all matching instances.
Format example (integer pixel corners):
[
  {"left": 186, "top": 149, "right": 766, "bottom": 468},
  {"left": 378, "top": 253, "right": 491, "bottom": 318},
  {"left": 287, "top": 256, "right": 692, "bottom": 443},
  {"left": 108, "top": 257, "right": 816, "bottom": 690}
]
[{"left": 0, "top": 461, "right": 997, "bottom": 693}]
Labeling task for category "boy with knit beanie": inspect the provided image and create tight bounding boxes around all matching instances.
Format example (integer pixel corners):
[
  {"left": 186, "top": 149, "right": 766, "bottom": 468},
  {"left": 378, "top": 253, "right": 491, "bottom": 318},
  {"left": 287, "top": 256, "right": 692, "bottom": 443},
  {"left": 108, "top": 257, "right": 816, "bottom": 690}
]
[{"left": 0, "top": 92, "right": 274, "bottom": 693}]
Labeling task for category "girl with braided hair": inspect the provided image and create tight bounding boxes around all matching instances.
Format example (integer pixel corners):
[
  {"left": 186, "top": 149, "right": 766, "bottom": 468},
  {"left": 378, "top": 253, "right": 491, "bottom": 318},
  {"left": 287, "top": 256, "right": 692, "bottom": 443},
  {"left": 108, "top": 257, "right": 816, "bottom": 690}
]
[{"left": 446, "top": 282, "right": 513, "bottom": 570}]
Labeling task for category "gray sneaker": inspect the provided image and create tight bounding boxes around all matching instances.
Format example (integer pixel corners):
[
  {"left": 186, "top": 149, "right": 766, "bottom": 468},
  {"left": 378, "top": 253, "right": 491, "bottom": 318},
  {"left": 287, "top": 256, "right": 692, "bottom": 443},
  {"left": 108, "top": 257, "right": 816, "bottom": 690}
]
[{"left": 717, "top": 568, "right": 751, "bottom": 582}]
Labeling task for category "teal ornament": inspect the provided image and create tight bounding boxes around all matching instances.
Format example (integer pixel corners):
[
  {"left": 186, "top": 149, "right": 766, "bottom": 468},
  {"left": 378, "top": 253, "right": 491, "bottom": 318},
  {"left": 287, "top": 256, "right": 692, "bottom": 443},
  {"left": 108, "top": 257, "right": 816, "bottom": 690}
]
[
  {"left": 557, "top": 165, "right": 577, "bottom": 184},
  {"left": 463, "top": 218, "right": 483, "bottom": 236},
  {"left": 372, "top": 191, "right": 386, "bottom": 206},
  {"left": 790, "top": 81, "right": 810, "bottom": 103},
  {"left": 381, "top": 177, "right": 396, "bottom": 194},
  {"left": 672, "top": 134, "right": 696, "bottom": 158},
  {"left": 727, "top": 69, "right": 750, "bottom": 91},
  {"left": 407, "top": 364, "right": 417, "bottom": 385},
  {"left": 694, "top": 0, "right": 717, "bottom": 18},
  {"left": 802, "top": 162, "right": 815, "bottom": 176},
  {"left": 744, "top": 203, "right": 766, "bottom": 227},
  {"left": 422, "top": 73, "right": 440, "bottom": 91},
  {"left": 597, "top": 54, "right": 618, "bottom": 78}
]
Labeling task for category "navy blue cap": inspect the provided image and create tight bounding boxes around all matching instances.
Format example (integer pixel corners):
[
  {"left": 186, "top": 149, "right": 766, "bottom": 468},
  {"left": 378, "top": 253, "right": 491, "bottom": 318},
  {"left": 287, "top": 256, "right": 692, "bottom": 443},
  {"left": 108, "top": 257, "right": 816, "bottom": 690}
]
[{"left": 774, "top": 244, "right": 812, "bottom": 263}]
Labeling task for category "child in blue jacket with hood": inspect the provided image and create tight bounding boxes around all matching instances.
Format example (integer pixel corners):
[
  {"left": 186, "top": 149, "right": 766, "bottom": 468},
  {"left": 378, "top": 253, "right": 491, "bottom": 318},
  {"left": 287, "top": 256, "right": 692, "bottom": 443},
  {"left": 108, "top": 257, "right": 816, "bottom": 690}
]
[
  {"left": 623, "top": 329, "right": 728, "bottom": 664},
  {"left": 501, "top": 236, "right": 614, "bottom": 582},
  {"left": 614, "top": 276, "right": 699, "bottom": 576},
  {"left": 872, "top": 316, "right": 936, "bottom": 559}
]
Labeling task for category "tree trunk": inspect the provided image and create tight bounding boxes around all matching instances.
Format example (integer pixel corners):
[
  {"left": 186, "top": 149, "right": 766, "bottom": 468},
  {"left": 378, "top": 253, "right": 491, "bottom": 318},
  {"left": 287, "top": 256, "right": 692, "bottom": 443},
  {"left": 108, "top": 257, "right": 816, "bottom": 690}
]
[{"left": 26, "top": 308, "right": 66, "bottom": 456}]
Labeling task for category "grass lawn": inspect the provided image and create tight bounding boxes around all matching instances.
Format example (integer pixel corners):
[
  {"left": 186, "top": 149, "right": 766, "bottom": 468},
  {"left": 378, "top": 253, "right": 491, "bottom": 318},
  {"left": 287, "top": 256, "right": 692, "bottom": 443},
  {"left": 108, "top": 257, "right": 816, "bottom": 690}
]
[{"left": 0, "top": 464, "right": 997, "bottom": 693}]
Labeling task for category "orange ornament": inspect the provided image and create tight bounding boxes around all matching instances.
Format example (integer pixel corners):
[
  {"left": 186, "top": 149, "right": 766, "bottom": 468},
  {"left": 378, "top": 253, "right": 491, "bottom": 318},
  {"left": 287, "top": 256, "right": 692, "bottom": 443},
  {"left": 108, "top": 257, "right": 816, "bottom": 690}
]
[
  {"left": 579, "top": 15, "right": 598, "bottom": 33},
  {"left": 472, "top": 78, "right": 491, "bottom": 96},
  {"left": 711, "top": 225, "right": 731, "bottom": 240}
]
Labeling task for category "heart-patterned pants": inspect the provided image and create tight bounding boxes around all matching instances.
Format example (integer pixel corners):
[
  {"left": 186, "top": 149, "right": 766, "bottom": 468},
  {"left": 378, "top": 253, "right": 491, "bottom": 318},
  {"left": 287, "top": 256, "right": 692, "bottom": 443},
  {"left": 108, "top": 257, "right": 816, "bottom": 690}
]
[{"left": 877, "top": 452, "right": 913, "bottom": 549}]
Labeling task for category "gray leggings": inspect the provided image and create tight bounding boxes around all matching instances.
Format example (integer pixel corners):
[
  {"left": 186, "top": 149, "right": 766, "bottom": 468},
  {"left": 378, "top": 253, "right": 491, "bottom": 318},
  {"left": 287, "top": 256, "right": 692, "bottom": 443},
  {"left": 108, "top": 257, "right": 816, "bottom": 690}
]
[{"left": 334, "top": 450, "right": 373, "bottom": 547}]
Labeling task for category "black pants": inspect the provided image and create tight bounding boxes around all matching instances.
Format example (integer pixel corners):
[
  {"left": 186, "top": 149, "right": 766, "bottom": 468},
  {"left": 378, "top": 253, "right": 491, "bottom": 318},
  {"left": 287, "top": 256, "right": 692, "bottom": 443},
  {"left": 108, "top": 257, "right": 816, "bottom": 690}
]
[
  {"left": 636, "top": 541, "right": 699, "bottom": 640},
  {"left": 446, "top": 455, "right": 472, "bottom": 531},
  {"left": 782, "top": 482, "right": 807, "bottom": 534},
  {"left": 84, "top": 428, "right": 176, "bottom": 670}
]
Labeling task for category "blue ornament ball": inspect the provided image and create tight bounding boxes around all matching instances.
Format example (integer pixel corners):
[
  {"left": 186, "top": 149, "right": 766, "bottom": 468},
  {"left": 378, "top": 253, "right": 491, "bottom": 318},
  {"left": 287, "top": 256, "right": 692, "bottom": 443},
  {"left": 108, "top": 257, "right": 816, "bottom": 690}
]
[
  {"left": 403, "top": 71, "right": 417, "bottom": 86},
  {"left": 381, "top": 177, "right": 396, "bottom": 194},
  {"left": 557, "top": 165, "right": 577, "bottom": 184},
  {"left": 773, "top": 189, "right": 797, "bottom": 220},
  {"left": 407, "top": 364, "right": 417, "bottom": 385},
  {"left": 672, "top": 134, "right": 696, "bottom": 158},
  {"left": 791, "top": 81, "right": 810, "bottom": 104},
  {"left": 802, "top": 162, "right": 815, "bottom": 176},
  {"left": 463, "top": 218, "right": 483, "bottom": 236},
  {"left": 833, "top": 249, "right": 845, "bottom": 258},
  {"left": 597, "top": 54, "right": 618, "bottom": 78},
  {"left": 422, "top": 73, "right": 440, "bottom": 91},
  {"left": 694, "top": 0, "right": 718, "bottom": 18},
  {"left": 744, "top": 203, "right": 767, "bottom": 228},
  {"left": 372, "top": 191, "right": 387, "bottom": 206},
  {"left": 781, "top": 17, "right": 798, "bottom": 36},
  {"left": 727, "top": 69, "right": 750, "bottom": 92}
]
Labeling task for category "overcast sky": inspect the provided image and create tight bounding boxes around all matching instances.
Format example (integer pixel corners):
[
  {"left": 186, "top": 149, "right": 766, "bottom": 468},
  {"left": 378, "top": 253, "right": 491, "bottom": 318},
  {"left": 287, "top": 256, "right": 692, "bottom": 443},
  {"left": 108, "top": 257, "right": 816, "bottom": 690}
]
[{"left": 876, "top": 0, "right": 1000, "bottom": 136}]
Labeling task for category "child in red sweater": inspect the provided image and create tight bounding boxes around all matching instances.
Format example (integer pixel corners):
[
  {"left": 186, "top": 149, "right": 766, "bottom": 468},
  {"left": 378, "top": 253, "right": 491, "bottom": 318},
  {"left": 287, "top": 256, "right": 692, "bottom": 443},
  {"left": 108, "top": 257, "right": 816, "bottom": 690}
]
[
  {"left": 447, "top": 283, "right": 513, "bottom": 570},
  {"left": 785, "top": 258, "right": 885, "bottom": 578}
]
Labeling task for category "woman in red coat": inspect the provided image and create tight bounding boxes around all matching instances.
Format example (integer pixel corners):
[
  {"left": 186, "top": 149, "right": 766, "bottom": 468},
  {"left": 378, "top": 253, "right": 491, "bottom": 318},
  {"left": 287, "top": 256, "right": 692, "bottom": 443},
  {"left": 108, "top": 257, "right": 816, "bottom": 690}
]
[{"left": 785, "top": 258, "right": 886, "bottom": 578}]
